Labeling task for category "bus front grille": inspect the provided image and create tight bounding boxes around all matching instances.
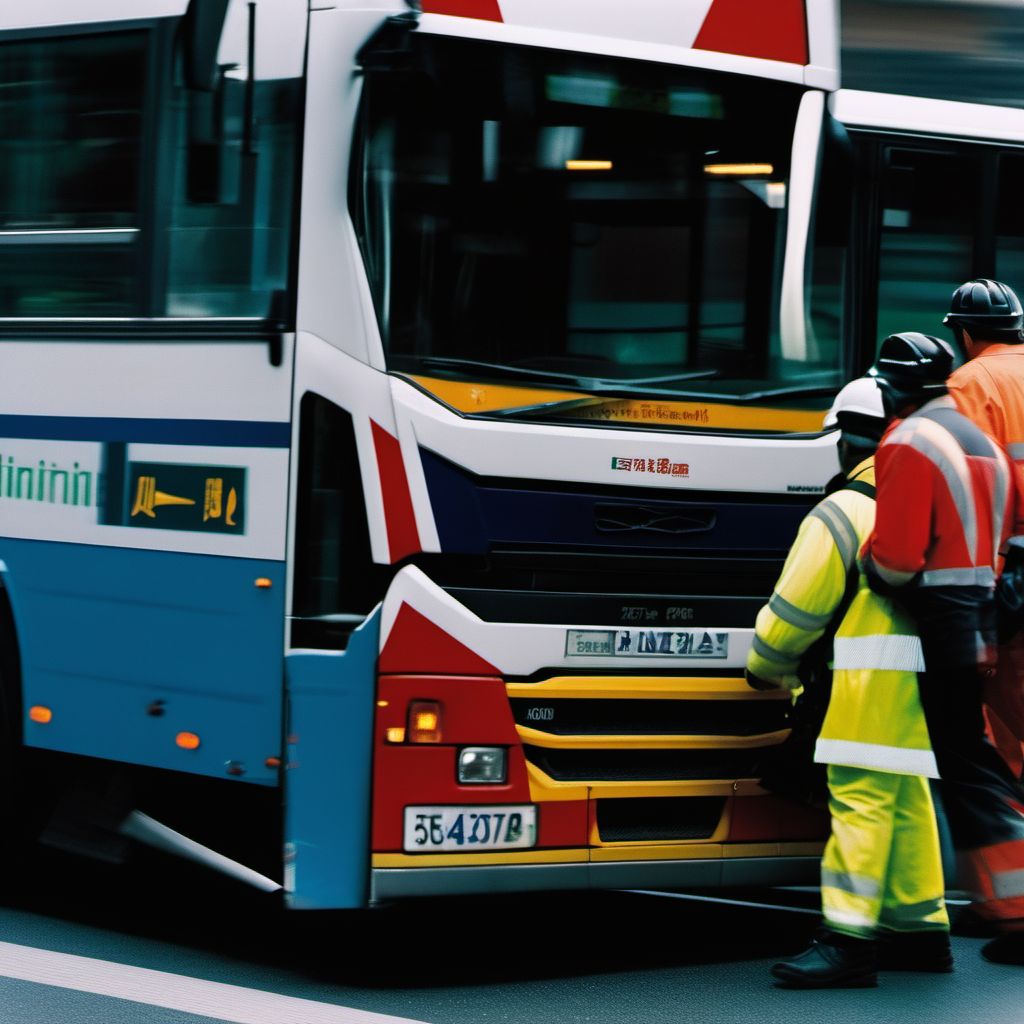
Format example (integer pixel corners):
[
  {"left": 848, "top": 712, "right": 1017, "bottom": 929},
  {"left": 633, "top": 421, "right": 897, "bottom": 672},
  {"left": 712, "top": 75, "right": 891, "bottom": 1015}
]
[
  {"left": 524, "top": 746, "right": 766, "bottom": 782},
  {"left": 596, "top": 797, "right": 726, "bottom": 842}
]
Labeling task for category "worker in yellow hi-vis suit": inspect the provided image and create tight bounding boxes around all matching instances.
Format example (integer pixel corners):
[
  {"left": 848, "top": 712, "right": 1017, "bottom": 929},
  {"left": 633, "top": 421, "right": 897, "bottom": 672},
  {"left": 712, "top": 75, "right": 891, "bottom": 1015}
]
[{"left": 745, "top": 366, "right": 948, "bottom": 989}]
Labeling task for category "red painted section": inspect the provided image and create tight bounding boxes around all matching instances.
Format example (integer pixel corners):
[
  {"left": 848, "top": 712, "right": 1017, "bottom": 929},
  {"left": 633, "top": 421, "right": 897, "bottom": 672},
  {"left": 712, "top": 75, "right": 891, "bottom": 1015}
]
[
  {"left": 727, "top": 795, "right": 828, "bottom": 842},
  {"left": 694, "top": 0, "right": 808, "bottom": 66},
  {"left": 380, "top": 603, "right": 499, "bottom": 676},
  {"left": 372, "top": 745, "right": 533, "bottom": 850},
  {"left": 370, "top": 420, "right": 421, "bottom": 563},
  {"left": 372, "top": 674, "right": 589, "bottom": 851},
  {"left": 376, "top": 676, "right": 519, "bottom": 745},
  {"left": 421, "top": 0, "right": 503, "bottom": 21}
]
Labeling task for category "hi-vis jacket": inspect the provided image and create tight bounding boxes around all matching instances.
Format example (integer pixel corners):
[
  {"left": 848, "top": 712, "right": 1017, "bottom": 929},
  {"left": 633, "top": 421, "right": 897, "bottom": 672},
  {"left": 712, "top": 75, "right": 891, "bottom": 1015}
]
[
  {"left": 949, "top": 342, "right": 1024, "bottom": 494},
  {"left": 866, "top": 397, "right": 1017, "bottom": 590},
  {"left": 746, "top": 458, "right": 938, "bottom": 777}
]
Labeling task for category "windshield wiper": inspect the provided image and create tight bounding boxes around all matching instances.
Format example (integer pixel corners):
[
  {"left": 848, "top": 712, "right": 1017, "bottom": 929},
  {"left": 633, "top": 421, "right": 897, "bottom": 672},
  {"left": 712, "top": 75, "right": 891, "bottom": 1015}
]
[
  {"left": 411, "top": 356, "right": 587, "bottom": 387},
  {"left": 409, "top": 357, "right": 719, "bottom": 391}
]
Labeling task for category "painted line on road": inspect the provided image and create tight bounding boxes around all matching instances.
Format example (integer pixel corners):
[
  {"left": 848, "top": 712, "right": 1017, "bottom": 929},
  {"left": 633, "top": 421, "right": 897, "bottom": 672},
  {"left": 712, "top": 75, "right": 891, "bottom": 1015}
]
[
  {"left": 0, "top": 941, "right": 426, "bottom": 1024},
  {"left": 627, "top": 890, "right": 821, "bottom": 915}
]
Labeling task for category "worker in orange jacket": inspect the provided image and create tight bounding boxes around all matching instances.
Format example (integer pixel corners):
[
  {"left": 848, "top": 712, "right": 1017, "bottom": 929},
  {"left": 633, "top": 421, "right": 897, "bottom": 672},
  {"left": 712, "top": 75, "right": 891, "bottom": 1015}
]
[{"left": 944, "top": 279, "right": 1024, "bottom": 784}]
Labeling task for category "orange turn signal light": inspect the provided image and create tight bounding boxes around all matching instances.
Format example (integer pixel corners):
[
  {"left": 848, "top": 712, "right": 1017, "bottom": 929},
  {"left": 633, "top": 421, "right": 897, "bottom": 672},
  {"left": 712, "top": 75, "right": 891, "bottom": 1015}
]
[
  {"left": 176, "top": 731, "right": 201, "bottom": 750},
  {"left": 29, "top": 705, "right": 52, "bottom": 724},
  {"left": 408, "top": 700, "right": 443, "bottom": 744},
  {"left": 386, "top": 727, "right": 407, "bottom": 744},
  {"left": 255, "top": 577, "right": 272, "bottom": 589}
]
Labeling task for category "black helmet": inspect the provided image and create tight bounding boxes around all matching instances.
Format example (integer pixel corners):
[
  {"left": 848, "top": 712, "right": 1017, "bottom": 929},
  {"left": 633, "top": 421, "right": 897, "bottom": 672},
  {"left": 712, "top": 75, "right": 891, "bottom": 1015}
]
[
  {"left": 943, "top": 278, "right": 1024, "bottom": 341},
  {"left": 868, "top": 332, "right": 956, "bottom": 415}
]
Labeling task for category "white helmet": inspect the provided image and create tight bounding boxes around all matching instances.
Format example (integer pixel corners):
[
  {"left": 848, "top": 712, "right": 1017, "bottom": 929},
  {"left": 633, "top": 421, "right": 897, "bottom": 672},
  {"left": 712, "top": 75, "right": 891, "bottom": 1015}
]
[{"left": 823, "top": 376, "right": 885, "bottom": 431}]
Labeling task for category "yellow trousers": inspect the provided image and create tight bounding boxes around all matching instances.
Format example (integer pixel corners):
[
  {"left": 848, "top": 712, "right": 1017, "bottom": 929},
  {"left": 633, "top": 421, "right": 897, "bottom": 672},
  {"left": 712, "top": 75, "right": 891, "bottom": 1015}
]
[{"left": 821, "top": 765, "right": 949, "bottom": 937}]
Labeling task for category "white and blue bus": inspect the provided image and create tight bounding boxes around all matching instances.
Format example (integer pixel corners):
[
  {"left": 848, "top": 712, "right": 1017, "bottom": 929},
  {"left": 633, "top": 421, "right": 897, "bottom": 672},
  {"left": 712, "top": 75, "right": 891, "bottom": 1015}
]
[{"left": 1, "top": 0, "right": 1015, "bottom": 909}]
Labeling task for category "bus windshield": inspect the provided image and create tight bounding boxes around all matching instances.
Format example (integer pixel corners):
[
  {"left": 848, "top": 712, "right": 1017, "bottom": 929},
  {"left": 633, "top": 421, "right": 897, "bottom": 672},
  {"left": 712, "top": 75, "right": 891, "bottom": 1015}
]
[{"left": 353, "top": 35, "right": 839, "bottom": 431}]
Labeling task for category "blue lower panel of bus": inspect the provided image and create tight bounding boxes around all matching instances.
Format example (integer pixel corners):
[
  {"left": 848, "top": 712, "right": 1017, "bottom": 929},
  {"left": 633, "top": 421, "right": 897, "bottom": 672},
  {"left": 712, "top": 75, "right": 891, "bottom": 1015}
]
[
  {"left": 0, "top": 538, "right": 285, "bottom": 786},
  {"left": 284, "top": 610, "right": 379, "bottom": 910}
]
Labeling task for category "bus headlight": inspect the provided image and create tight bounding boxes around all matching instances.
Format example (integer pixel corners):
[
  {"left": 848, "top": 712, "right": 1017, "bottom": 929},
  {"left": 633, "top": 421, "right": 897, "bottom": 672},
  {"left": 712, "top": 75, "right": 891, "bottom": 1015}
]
[{"left": 457, "top": 747, "right": 507, "bottom": 784}]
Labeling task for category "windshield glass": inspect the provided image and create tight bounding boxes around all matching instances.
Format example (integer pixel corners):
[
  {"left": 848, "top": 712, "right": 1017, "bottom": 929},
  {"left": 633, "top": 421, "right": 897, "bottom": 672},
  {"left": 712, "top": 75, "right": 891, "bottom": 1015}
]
[{"left": 352, "top": 35, "right": 839, "bottom": 433}]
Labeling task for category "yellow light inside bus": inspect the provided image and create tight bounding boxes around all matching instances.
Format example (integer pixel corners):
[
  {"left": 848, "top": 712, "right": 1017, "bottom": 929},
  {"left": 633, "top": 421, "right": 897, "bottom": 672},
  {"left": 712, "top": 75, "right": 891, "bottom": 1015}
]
[
  {"left": 408, "top": 701, "right": 443, "bottom": 744},
  {"left": 703, "top": 162, "right": 773, "bottom": 177},
  {"left": 176, "top": 731, "right": 201, "bottom": 750},
  {"left": 565, "top": 159, "right": 613, "bottom": 171},
  {"left": 386, "top": 727, "right": 406, "bottom": 744},
  {"left": 29, "top": 705, "right": 52, "bottom": 724}
]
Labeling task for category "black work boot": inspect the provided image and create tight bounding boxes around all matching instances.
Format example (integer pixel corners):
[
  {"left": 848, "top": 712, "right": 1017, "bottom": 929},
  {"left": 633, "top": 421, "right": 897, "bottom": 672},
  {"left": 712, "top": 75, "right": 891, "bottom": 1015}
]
[
  {"left": 878, "top": 930, "right": 953, "bottom": 972},
  {"left": 771, "top": 930, "right": 878, "bottom": 988},
  {"left": 981, "top": 932, "right": 1024, "bottom": 965}
]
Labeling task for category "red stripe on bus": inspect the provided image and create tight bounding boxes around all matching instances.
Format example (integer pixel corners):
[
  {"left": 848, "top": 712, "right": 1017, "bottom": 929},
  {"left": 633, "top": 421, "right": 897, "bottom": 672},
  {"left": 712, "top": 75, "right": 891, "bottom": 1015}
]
[
  {"left": 370, "top": 420, "right": 421, "bottom": 563},
  {"left": 380, "top": 603, "right": 499, "bottom": 676},
  {"left": 694, "top": 0, "right": 808, "bottom": 66},
  {"left": 421, "top": 0, "right": 503, "bottom": 21}
]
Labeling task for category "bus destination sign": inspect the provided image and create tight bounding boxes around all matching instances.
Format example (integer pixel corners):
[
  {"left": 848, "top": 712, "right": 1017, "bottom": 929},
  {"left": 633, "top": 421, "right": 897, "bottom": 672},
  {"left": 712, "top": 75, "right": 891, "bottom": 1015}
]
[{"left": 565, "top": 628, "right": 728, "bottom": 659}]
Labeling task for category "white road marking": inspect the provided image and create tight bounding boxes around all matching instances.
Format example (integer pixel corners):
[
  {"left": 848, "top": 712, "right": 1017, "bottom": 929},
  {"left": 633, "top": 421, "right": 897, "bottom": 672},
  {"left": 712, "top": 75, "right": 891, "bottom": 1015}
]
[
  {"left": 0, "top": 941, "right": 427, "bottom": 1024},
  {"left": 627, "top": 890, "right": 821, "bottom": 915}
]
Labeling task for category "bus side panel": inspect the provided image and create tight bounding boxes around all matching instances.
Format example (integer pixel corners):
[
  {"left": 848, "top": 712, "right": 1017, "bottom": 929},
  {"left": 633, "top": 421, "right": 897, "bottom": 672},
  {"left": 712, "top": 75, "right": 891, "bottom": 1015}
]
[
  {"left": 283, "top": 609, "right": 380, "bottom": 909},
  {"left": 1, "top": 538, "right": 285, "bottom": 785}
]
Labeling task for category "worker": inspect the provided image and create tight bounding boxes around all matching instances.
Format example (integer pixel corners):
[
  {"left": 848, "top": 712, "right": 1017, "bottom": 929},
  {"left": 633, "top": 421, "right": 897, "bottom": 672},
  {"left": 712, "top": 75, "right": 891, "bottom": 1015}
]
[
  {"left": 748, "top": 371, "right": 948, "bottom": 989},
  {"left": 943, "top": 279, "right": 1024, "bottom": 779},
  {"left": 864, "top": 330, "right": 1024, "bottom": 967}
]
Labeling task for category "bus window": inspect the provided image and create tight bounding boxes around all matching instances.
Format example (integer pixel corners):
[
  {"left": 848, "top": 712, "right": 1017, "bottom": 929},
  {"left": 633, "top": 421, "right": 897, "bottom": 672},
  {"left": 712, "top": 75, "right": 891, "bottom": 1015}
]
[
  {"left": 809, "top": 115, "right": 855, "bottom": 372},
  {"left": 291, "top": 394, "right": 381, "bottom": 650},
  {"left": 352, "top": 35, "right": 837, "bottom": 419},
  {"left": 0, "top": 21, "right": 300, "bottom": 321},
  {"left": 875, "top": 147, "right": 978, "bottom": 345},
  {"left": 996, "top": 153, "right": 1024, "bottom": 295},
  {"left": 0, "top": 32, "right": 146, "bottom": 315}
]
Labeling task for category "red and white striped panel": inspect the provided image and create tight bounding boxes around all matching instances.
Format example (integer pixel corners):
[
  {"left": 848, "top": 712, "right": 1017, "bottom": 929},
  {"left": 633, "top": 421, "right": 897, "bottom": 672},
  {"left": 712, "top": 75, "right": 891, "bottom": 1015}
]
[{"left": 421, "top": 0, "right": 828, "bottom": 72}]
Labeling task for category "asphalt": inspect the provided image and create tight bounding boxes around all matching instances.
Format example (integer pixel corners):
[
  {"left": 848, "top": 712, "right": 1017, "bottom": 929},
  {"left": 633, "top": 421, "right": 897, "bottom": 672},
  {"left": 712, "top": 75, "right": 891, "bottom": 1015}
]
[{"left": 0, "top": 849, "right": 1019, "bottom": 1024}]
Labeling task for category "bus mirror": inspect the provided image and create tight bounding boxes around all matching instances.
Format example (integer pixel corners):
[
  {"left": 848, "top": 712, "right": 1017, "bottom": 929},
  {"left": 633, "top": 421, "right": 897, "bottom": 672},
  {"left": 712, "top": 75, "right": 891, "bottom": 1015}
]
[{"left": 182, "top": 0, "right": 231, "bottom": 92}]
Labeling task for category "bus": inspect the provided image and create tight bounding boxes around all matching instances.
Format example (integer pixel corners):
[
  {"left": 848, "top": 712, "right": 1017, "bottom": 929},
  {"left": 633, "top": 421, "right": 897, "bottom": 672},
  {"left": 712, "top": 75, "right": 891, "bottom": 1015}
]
[{"left": 2, "top": 0, "right": 987, "bottom": 910}]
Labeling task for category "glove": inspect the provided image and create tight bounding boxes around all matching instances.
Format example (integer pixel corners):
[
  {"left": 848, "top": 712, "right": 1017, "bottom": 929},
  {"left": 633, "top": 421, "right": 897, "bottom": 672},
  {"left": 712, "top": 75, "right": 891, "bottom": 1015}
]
[{"left": 745, "top": 667, "right": 782, "bottom": 691}]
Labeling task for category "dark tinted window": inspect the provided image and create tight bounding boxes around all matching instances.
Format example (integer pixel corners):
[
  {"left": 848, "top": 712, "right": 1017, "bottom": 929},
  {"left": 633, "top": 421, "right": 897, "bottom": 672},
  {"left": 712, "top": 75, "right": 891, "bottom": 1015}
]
[
  {"left": 0, "top": 25, "right": 300, "bottom": 319},
  {"left": 353, "top": 37, "right": 835, "bottom": 411},
  {"left": 875, "top": 147, "right": 977, "bottom": 344},
  {"left": 0, "top": 31, "right": 145, "bottom": 314}
]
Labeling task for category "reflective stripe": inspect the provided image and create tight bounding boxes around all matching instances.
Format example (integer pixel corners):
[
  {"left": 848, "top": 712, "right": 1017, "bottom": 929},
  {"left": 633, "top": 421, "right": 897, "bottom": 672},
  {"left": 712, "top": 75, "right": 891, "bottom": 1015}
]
[
  {"left": 869, "top": 558, "right": 916, "bottom": 587},
  {"left": 993, "top": 868, "right": 1024, "bottom": 901},
  {"left": 992, "top": 448, "right": 1010, "bottom": 568},
  {"left": 750, "top": 634, "right": 799, "bottom": 670},
  {"left": 768, "top": 591, "right": 832, "bottom": 632},
  {"left": 815, "top": 738, "right": 939, "bottom": 778},
  {"left": 918, "top": 566, "right": 996, "bottom": 587},
  {"left": 823, "top": 908, "right": 876, "bottom": 932},
  {"left": 1008, "top": 442, "right": 1024, "bottom": 461},
  {"left": 808, "top": 500, "right": 858, "bottom": 571},
  {"left": 896, "top": 419, "right": 977, "bottom": 564},
  {"left": 821, "top": 868, "right": 881, "bottom": 898},
  {"left": 879, "top": 897, "right": 947, "bottom": 923},
  {"left": 833, "top": 634, "right": 925, "bottom": 672}
]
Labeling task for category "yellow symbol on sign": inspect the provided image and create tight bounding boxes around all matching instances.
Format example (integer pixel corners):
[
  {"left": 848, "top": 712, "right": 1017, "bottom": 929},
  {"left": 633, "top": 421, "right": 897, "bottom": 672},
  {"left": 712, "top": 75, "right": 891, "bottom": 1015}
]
[
  {"left": 203, "top": 478, "right": 239, "bottom": 526},
  {"left": 130, "top": 476, "right": 196, "bottom": 519},
  {"left": 203, "top": 477, "right": 223, "bottom": 522}
]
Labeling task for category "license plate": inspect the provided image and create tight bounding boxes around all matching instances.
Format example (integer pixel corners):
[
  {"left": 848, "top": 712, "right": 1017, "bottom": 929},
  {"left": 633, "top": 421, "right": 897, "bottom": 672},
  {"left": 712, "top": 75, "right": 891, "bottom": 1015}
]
[
  {"left": 565, "top": 628, "right": 728, "bottom": 658},
  {"left": 403, "top": 805, "right": 537, "bottom": 853}
]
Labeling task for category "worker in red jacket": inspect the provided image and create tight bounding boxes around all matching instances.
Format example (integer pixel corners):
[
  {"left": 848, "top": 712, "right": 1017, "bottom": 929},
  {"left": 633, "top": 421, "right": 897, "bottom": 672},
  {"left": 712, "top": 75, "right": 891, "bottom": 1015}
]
[{"left": 864, "top": 331, "right": 1024, "bottom": 966}]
